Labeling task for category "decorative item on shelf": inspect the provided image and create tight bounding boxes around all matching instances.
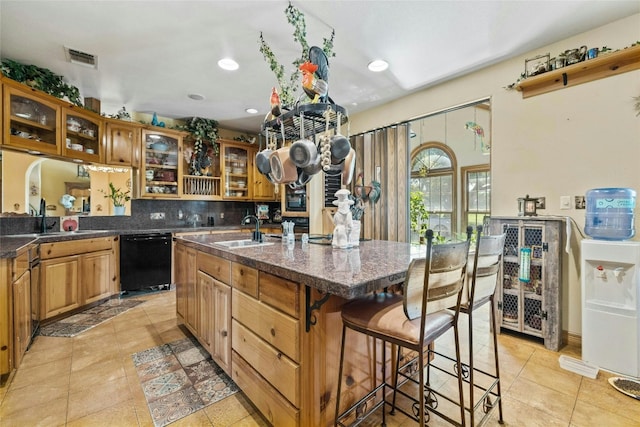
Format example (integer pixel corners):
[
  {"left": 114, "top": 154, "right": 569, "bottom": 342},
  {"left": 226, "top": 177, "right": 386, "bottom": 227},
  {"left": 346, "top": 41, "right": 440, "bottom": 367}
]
[
  {"left": 564, "top": 46, "right": 587, "bottom": 65},
  {"left": 525, "top": 53, "right": 551, "bottom": 77},
  {"left": 518, "top": 194, "right": 538, "bottom": 216},
  {"left": 150, "top": 112, "right": 165, "bottom": 127},
  {"left": 0, "top": 58, "right": 83, "bottom": 106},
  {"left": 586, "top": 47, "right": 599, "bottom": 60},
  {"left": 113, "top": 106, "right": 132, "bottom": 121},
  {"left": 177, "top": 117, "right": 219, "bottom": 176},
  {"left": 100, "top": 182, "right": 130, "bottom": 215}
]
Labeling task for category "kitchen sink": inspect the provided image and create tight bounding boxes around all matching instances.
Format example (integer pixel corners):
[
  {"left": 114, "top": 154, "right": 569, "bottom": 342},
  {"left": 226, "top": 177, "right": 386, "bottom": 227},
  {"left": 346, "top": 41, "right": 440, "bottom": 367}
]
[{"left": 213, "top": 239, "right": 275, "bottom": 249}]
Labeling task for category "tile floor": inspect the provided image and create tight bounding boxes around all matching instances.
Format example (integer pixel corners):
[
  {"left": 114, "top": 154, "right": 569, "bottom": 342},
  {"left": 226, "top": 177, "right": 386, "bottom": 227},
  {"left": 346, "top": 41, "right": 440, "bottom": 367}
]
[{"left": 0, "top": 290, "right": 638, "bottom": 426}]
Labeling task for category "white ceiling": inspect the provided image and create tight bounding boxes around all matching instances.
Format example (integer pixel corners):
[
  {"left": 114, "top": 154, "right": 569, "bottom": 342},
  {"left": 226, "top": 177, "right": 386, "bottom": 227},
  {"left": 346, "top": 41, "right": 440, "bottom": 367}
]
[{"left": 1, "top": 1, "right": 638, "bottom": 133}]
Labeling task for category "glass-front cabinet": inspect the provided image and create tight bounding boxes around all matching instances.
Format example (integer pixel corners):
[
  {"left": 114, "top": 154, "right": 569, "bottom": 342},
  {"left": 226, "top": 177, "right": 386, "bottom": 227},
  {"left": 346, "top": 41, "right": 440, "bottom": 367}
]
[
  {"left": 222, "top": 142, "right": 250, "bottom": 200},
  {"left": 61, "top": 107, "right": 103, "bottom": 162},
  {"left": 140, "top": 128, "right": 183, "bottom": 198},
  {"left": 3, "top": 83, "right": 61, "bottom": 155}
]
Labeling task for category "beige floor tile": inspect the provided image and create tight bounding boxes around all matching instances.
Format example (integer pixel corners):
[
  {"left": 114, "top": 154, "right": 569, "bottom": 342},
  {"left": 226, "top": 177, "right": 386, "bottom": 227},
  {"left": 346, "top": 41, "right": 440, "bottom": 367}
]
[
  {"left": 66, "top": 399, "right": 140, "bottom": 427},
  {"left": 0, "top": 395, "right": 67, "bottom": 427},
  {"left": 508, "top": 376, "right": 576, "bottom": 424},
  {"left": 18, "top": 337, "right": 73, "bottom": 369},
  {"left": 570, "top": 398, "right": 639, "bottom": 427},
  {"left": 0, "top": 380, "right": 69, "bottom": 414},
  {"left": 8, "top": 355, "right": 71, "bottom": 390},
  {"left": 204, "top": 393, "right": 258, "bottom": 426},
  {"left": 486, "top": 395, "right": 568, "bottom": 426},
  {"left": 577, "top": 373, "right": 640, "bottom": 421},
  {"left": 69, "top": 356, "right": 126, "bottom": 391},
  {"left": 67, "top": 375, "right": 132, "bottom": 422},
  {"left": 519, "top": 359, "right": 582, "bottom": 397}
]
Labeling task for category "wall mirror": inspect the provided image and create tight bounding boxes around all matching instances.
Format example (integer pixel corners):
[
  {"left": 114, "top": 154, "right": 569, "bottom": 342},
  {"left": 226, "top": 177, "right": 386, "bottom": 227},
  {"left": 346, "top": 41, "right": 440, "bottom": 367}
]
[{"left": 0, "top": 149, "right": 132, "bottom": 216}]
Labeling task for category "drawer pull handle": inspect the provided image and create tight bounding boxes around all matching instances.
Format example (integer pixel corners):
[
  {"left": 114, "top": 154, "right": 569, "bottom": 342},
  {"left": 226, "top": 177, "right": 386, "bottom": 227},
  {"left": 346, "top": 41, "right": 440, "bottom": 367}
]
[
  {"left": 277, "top": 352, "right": 282, "bottom": 359},
  {"left": 270, "top": 328, "right": 276, "bottom": 337},
  {"left": 221, "top": 330, "right": 227, "bottom": 337}
]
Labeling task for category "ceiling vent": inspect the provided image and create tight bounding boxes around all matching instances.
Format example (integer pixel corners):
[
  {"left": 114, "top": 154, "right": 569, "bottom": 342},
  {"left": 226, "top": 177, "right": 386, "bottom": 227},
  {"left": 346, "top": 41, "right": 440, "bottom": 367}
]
[{"left": 64, "top": 47, "right": 97, "bottom": 68}]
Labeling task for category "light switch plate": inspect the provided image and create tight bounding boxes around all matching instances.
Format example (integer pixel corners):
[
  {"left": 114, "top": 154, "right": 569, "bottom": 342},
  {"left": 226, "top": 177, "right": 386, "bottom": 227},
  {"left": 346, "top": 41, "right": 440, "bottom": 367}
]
[{"left": 560, "top": 196, "right": 571, "bottom": 210}]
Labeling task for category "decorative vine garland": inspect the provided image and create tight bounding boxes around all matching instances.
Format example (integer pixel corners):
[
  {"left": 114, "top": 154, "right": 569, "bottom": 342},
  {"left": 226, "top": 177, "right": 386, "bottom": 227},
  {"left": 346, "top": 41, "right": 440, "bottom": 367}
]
[{"left": 259, "top": 2, "right": 335, "bottom": 107}]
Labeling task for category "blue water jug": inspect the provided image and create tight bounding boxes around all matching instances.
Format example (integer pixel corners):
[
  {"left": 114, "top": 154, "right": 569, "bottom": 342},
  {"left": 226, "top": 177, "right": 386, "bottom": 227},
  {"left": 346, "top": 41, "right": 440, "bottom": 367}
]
[{"left": 584, "top": 188, "right": 636, "bottom": 240}]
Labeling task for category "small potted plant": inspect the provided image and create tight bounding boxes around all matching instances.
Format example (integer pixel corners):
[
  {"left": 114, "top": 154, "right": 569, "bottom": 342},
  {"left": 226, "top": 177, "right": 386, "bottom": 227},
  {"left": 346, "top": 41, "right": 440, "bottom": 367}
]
[
  {"left": 410, "top": 190, "right": 429, "bottom": 243},
  {"left": 101, "top": 182, "right": 131, "bottom": 215}
]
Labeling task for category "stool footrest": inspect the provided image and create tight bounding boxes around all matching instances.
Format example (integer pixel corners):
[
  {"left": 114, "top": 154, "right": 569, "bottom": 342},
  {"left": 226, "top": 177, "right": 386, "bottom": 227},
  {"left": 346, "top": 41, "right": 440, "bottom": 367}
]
[{"left": 336, "top": 382, "right": 386, "bottom": 427}]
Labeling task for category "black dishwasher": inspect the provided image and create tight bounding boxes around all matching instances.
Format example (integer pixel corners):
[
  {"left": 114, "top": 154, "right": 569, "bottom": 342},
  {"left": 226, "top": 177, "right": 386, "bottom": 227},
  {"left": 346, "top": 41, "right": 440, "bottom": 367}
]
[{"left": 120, "top": 233, "right": 172, "bottom": 292}]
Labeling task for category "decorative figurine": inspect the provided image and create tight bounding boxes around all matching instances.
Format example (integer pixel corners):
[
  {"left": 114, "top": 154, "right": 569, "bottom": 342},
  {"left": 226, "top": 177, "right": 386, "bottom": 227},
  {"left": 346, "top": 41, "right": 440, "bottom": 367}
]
[{"left": 332, "top": 189, "right": 354, "bottom": 249}]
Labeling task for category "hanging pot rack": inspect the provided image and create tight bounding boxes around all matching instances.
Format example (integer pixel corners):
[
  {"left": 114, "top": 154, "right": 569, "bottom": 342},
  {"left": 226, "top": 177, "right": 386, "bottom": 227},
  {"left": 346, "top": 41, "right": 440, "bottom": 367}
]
[{"left": 262, "top": 102, "right": 349, "bottom": 142}]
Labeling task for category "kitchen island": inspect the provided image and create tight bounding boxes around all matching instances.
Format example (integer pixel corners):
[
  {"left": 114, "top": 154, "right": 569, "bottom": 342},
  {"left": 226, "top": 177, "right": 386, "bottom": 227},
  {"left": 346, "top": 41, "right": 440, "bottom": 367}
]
[{"left": 174, "top": 232, "right": 419, "bottom": 427}]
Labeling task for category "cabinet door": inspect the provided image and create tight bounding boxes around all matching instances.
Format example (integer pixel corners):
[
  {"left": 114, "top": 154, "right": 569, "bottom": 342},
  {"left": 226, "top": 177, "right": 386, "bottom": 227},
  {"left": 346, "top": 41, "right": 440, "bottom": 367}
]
[
  {"left": 174, "top": 244, "right": 188, "bottom": 321},
  {"left": 183, "top": 247, "right": 198, "bottom": 333},
  {"left": 41, "top": 256, "right": 80, "bottom": 319},
  {"left": 61, "top": 107, "right": 103, "bottom": 162},
  {"left": 197, "top": 271, "right": 214, "bottom": 354},
  {"left": 81, "top": 250, "right": 112, "bottom": 305},
  {"left": 222, "top": 142, "right": 250, "bottom": 199},
  {"left": 106, "top": 121, "right": 141, "bottom": 167},
  {"left": 140, "top": 128, "right": 182, "bottom": 198},
  {"left": 213, "top": 279, "right": 231, "bottom": 375},
  {"left": 252, "top": 152, "right": 276, "bottom": 200},
  {"left": 13, "top": 270, "right": 31, "bottom": 368},
  {"left": 3, "top": 84, "right": 61, "bottom": 155}
]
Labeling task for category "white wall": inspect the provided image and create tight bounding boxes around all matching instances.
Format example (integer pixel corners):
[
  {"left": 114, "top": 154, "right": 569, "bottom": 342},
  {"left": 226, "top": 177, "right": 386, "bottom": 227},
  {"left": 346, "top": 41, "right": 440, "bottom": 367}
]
[{"left": 350, "top": 14, "right": 640, "bottom": 337}]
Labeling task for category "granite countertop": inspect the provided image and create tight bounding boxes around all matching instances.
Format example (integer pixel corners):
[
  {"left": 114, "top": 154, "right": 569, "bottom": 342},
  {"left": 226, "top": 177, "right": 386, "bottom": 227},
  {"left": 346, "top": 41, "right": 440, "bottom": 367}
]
[
  {"left": 176, "top": 233, "right": 417, "bottom": 299},
  {"left": 0, "top": 226, "right": 248, "bottom": 259}
]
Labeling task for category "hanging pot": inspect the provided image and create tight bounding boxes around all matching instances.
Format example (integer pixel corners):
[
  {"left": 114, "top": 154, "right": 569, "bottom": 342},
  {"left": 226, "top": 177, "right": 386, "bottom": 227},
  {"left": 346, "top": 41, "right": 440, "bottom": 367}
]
[
  {"left": 289, "top": 139, "right": 317, "bottom": 168},
  {"left": 269, "top": 146, "right": 298, "bottom": 184},
  {"left": 255, "top": 149, "right": 273, "bottom": 175},
  {"left": 341, "top": 148, "right": 356, "bottom": 185},
  {"left": 302, "top": 155, "right": 323, "bottom": 175},
  {"left": 330, "top": 111, "right": 350, "bottom": 163},
  {"left": 290, "top": 168, "right": 313, "bottom": 189}
]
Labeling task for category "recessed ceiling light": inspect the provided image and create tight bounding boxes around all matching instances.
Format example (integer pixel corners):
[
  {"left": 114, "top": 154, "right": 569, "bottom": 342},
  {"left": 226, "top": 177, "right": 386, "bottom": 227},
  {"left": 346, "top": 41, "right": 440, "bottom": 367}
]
[
  {"left": 188, "top": 93, "right": 205, "bottom": 101},
  {"left": 245, "top": 108, "right": 258, "bottom": 114},
  {"left": 368, "top": 59, "right": 389, "bottom": 72},
  {"left": 218, "top": 58, "right": 239, "bottom": 71}
]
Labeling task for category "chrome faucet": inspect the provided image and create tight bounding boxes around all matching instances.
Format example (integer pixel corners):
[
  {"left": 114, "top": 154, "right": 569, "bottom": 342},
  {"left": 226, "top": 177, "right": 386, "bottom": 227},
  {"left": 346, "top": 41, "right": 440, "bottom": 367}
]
[{"left": 242, "top": 215, "right": 262, "bottom": 242}]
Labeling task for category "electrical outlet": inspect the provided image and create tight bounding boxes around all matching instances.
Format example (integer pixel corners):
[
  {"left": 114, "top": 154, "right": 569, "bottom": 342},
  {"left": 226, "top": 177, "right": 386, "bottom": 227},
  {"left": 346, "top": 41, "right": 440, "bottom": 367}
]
[
  {"left": 220, "top": 212, "right": 224, "bottom": 219},
  {"left": 575, "top": 196, "right": 586, "bottom": 209},
  {"left": 150, "top": 212, "right": 165, "bottom": 220},
  {"left": 560, "top": 196, "right": 571, "bottom": 210}
]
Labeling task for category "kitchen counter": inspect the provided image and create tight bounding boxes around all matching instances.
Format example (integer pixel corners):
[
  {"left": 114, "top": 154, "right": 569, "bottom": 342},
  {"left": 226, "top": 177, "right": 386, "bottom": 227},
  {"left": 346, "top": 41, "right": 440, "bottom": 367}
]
[
  {"left": 176, "top": 232, "right": 415, "bottom": 299},
  {"left": 0, "top": 226, "right": 246, "bottom": 259}
]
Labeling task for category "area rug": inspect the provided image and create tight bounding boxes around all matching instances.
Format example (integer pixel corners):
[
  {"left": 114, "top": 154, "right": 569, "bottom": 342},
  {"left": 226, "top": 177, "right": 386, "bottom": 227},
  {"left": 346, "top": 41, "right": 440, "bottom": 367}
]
[
  {"left": 38, "top": 298, "right": 144, "bottom": 337},
  {"left": 132, "top": 336, "right": 239, "bottom": 427}
]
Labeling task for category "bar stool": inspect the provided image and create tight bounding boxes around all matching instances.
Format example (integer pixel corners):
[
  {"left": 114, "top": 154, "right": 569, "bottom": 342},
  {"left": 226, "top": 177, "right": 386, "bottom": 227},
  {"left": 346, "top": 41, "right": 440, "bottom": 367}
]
[
  {"left": 335, "top": 230, "right": 470, "bottom": 427},
  {"left": 429, "top": 225, "right": 506, "bottom": 425},
  {"left": 462, "top": 226, "right": 506, "bottom": 425}
]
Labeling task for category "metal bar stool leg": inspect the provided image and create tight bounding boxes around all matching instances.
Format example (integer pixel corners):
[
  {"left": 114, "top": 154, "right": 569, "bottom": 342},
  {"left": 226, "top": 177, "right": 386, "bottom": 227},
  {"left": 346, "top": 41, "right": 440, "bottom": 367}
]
[{"left": 490, "top": 295, "right": 504, "bottom": 424}]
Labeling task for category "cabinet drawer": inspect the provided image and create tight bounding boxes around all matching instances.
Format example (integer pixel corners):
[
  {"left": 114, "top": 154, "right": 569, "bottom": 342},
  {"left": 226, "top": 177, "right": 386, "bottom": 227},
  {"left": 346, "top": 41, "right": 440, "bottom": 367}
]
[
  {"left": 232, "top": 351, "right": 299, "bottom": 427},
  {"left": 231, "top": 263, "right": 258, "bottom": 298},
  {"left": 197, "top": 252, "right": 230, "bottom": 283},
  {"left": 232, "top": 289, "right": 299, "bottom": 362},
  {"left": 259, "top": 272, "right": 300, "bottom": 318},
  {"left": 41, "top": 237, "right": 113, "bottom": 259},
  {"left": 12, "top": 250, "right": 29, "bottom": 281}
]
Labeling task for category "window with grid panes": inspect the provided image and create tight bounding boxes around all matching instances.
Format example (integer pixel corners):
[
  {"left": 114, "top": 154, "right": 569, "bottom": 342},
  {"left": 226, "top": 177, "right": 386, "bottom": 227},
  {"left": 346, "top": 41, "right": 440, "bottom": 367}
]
[
  {"left": 462, "top": 165, "right": 490, "bottom": 231},
  {"left": 410, "top": 143, "right": 456, "bottom": 238}
]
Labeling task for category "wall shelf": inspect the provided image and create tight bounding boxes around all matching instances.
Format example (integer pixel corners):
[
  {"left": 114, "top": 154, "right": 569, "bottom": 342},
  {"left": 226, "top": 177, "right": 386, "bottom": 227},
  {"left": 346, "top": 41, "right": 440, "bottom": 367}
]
[{"left": 516, "top": 44, "right": 640, "bottom": 98}]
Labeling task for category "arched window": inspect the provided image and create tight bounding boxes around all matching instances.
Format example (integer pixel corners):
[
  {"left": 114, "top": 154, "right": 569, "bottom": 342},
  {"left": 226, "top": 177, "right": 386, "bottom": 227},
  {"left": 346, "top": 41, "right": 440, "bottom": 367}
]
[{"left": 410, "top": 142, "right": 457, "bottom": 240}]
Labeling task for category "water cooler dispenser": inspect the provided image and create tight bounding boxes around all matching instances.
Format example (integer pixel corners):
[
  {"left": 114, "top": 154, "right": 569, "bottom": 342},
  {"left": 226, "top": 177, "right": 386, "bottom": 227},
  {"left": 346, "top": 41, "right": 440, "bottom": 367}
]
[{"left": 581, "top": 240, "right": 640, "bottom": 377}]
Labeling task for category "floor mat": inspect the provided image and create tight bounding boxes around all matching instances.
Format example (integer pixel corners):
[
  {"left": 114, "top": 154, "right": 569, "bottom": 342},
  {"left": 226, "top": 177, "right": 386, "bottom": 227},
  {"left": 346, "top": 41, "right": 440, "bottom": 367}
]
[
  {"left": 39, "top": 298, "right": 144, "bottom": 337},
  {"left": 132, "top": 336, "right": 239, "bottom": 427}
]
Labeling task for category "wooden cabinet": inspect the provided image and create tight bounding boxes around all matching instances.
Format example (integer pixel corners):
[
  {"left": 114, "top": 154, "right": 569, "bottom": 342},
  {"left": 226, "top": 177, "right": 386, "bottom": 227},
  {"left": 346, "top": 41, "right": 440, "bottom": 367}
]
[
  {"left": 252, "top": 154, "right": 276, "bottom": 201},
  {"left": 222, "top": 141, "right": 251, "bottom": 200},
  {"left": 2, "top": 80, "right": 61, "bottom": 155},
  {"left": 181, "top": 138, "right": 222, "bottom": 200},
  {"left": 174, "top": 243, "right": 232, "bottom": 374},
  {"left": 12, "top": 249, "right": 31, "bottom": 369},
  {"left": 489, "top": 217, "right": 564, "bottom": 351},
  {"left": 174, "top": 243, "right": 197, "bottom": 331},
  {"left": 61, "top": 106, "right": 103, "bottom": 163},
  {"left": 105, "top": 119, "right": 143, "bottom": 167},
  {"left": 40, "top": 236, "right": 118, "bottom": 320},
  {"left": 231, "top": 268, "right": 301, "bottom": 426},
  {"left": 140, "top": 127, "right": 185, "bottom": 198}
]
